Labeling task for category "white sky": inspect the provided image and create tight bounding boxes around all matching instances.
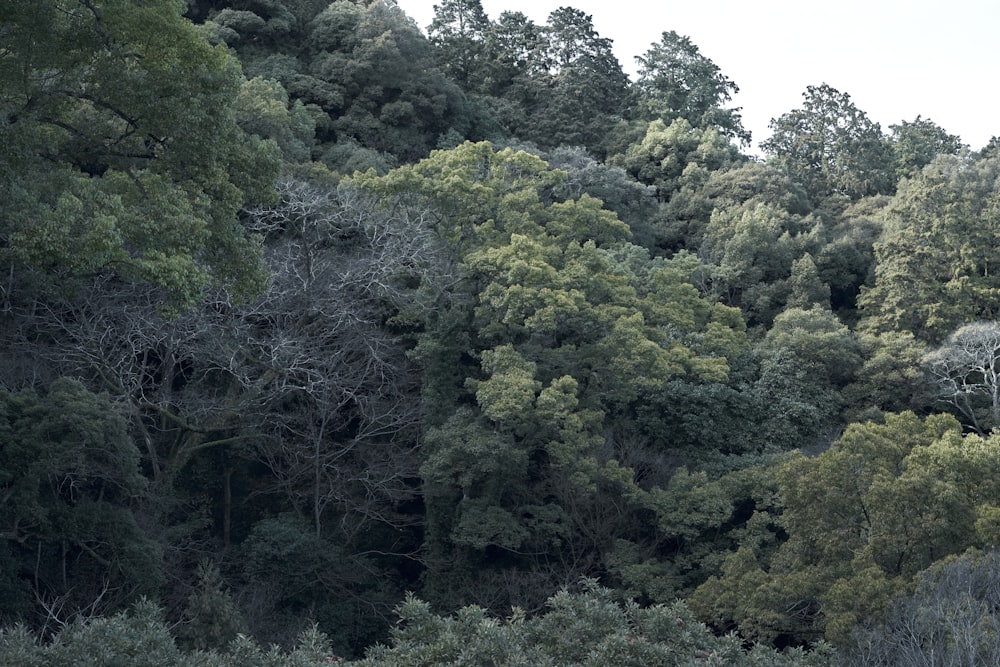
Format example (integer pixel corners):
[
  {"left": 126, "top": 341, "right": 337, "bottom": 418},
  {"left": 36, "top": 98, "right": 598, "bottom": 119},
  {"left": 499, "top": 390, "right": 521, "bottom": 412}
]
[{"left": 396, "top": 0, "right": 1000, "bottom": 153}]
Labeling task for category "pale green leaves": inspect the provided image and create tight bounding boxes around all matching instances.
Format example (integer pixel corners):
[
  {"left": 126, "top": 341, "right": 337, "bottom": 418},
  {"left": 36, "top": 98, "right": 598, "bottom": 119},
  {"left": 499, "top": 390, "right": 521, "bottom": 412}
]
[
  {"left": 696, "top": 411, "right": 1000, "bottom": 645},
  {"left": 475, "top": 345, "right": 541, "bottom": 423}
]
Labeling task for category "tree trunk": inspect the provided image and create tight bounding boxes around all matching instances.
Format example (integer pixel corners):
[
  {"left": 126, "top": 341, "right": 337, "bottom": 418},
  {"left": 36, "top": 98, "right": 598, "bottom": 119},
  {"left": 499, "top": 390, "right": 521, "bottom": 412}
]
[{"left": 223, "top": 464, "right": 233, "bottom": 550}]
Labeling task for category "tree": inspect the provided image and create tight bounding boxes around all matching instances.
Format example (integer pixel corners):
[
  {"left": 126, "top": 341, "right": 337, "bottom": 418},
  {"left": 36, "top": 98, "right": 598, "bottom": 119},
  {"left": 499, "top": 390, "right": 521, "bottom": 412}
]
[
  {"left": 813, "top": 195, "right": 885, "bottom": 313},
  {"left": 479, "top": 10, "right": 548, "bottom": 97},
  {"left": 924, "top": 321, "right": 1000, "bottom": 434},
  {"left": 0, "top": 174, "right": 443, "bottom": 646},
  {"left": 758, "top": 307, "right": 862, "bottom": 388},
  {"left": 698, "top": 201, "right": 822, "bottom": 326},
  {"left": 225, "top": 0, "right": 479, "bottom": 169},
  {"left": 176, "top": 561, "right": 246, "bottom": 652},
  {"left": 981, "top": 136, "right": 1000, "bottom": 159},
  {"left": 355, "top": 581, "right": 836, "bottom": 666},
  {"left": 240, "top": 178, "right": 442, "bottom": 537},
  {"left": 513, "top": 8, "right": 631, "bottom": 155},
  {"left": 692, "top": 412, "right": 1000, "bottom": 646},
  {"left": 427, "top": 0, "right": 492, "bottom": 89},
  {"left": 355, "top": 142, "right": 749, "bottom": 612},
  {"left": 0, "top": 380, "right": 160, "bottom": 632},
  {"left": 233, "top": 77, "right": 316, "bottom": 163},
  {"left": 858, "top": 155, "right": 1000, "bottom": 343},
  {"left": 701, "top": 162, "right": 812, "bottom": 218},
  {"left": 544, "top": 145, "right": 659, "bottom": 248},
  {"left": 0, "top": 597, "right": 340, "bottom": 665},
  {"left": 237, "top": 513, "right": 396, "bottom": 653},
  {"left": 647, "top": 160, "right": 810, "bottom": 260},
  {"left": 0, "top": 0, "right": 281, "bottom": 308},
  {"left": 889, "top": 115, "right": 964, "bottom": 180},
  {"left": 762, "top": 84, "right": 894, "bottom": 203},
  {"left": 842, "top": 331, "right": 933, "bottom": 422},
  {"left": 846, "top": 549, "right": 1000, "bottom": 667},
  {"left": 612, "top": 118, "right": 743, "bottom": 206},
  {"left": 635, "top": 31, "right": 749, "bottom": 145},
  {"left": 787, "top": 254, "right": 831, "bottom": 310}
]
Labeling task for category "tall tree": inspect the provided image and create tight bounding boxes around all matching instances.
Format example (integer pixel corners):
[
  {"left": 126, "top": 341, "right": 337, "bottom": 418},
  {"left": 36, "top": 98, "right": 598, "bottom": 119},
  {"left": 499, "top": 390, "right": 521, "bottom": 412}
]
[
  {"left": 513, "top": 8, "right": 631, "bottom": 155},
  {"left": 698, "top": 200, "right": 824, "bottom": 326},
  {"left": 427, "top": 0, "right": 492, "bottom": 89},
  {"left": 762, "top": 84, "right": 894, "bottom": 203},
  {"left": 356, "top": 142, "right": 748, "bottom": 612},
  {"left": 889, "top": 115, "right": 964, "bottom": 179},
  {"left": 859, "top": 155, "right": 1000, "bottom": 343},
  {"left": 635, "top": 31, "right": 749, "bottom": 145},
  {"left": 845, "top": 550, "right": 1000, "bottom": 666},
  {"left": 610, "top": 118, "right": 744, "bottom": 235},
  {"left": 692, "top": 412, "right": 1000, "bottom": 646},
  {"left": 240, "top": 179, "right": 441, "bottom": 537},
  {"left": 305, "top": 0, "right": 476, "bottom": 165},
  {"left": 483, "top": 10, "right": 549, "bottom": 93},
  {"left": 0, "top": 380, "right": 159, "bottom": 631}
]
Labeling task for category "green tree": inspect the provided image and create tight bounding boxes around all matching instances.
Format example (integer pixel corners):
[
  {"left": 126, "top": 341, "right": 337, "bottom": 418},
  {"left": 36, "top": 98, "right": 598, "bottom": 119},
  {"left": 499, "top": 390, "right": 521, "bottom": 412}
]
[
  {"left": 762, "top": 83, "right": 895, "bottom": 203},
  {"left": 699, "top": 201, "right": 823, "bottom": 326},
  {"left": 514, "top": 8, "right": 631, "bottom": 155},
  {"left": 480, "top": 10, "right": 548, "bottom": 97},
  {"left": 650, "top": 160, "right": 810, "bottom": 259},
  {"left": 842, "top": 331, "right": 932, "bottom": 422},
  {"left": 216, "top": 0, "right": 480, "bottom": 169},
  {"left": 427, "top": 0, "right": 492, "bottom": 89},
  {"left": 234, "top": 77, "right": 316, "bottom": 163},
  {"left": 635, "top": 31, "right": 749, "bottom": 145},
  {"left": 889, "top": 115, "right": 965, "bottom": 179},
  {"left": 787, "top": 254, "right": 831, "bottom": 310},
  {"left": 238, "top": 514, "right": 395, "bottom": 653},
  {"left": 692, "top": 413, "right": 1000, "bottom": 646},
  {"left": 0, "top": 597, "right": 340, "bottom": 665},
  {"left": 699, "top": 162, "right": 813, "bottom": 222},
  {"left": 355, "top": 582, "right": 836, "bottom": 667},
  {"left": 356, "top": 142, "right": 749, "bottom": 612},
  {"left": 980, "top": 136, "right": 1000, "bottom": 159},
  {"left": 859, "top": 155, "right": 1000, "bottom": 343},
  {"left": 758, "top": 307, "right": 862, "bottom": 388},
  {"left": 0, "top": 380, "right": 159, "bottom": 630},
  {"left": 544, "top": 146, "right": 659, "bottom": 248},
  {"left": 0, "top": 0, "right": 281, "bottom": 308},
  {"left": 177, "top": 561, "right": 246, "bottom": 652},
  {"left": 613, "top": 118, "right": 743, "bottom": 205},
  {"left": 812, "top": 195, "right": 885, "bottom": 314}
]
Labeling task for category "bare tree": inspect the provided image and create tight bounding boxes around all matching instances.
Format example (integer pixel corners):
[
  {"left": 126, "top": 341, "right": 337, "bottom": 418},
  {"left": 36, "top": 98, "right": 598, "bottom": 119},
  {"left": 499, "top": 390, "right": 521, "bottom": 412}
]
[
  {"left": 3, "top": 177, "right": 451, "bottom": 542},
  {"left": 238, "top": 179, "right": 452, "bottom": 536},
  {"left": 923, "top": 321, "right": 1000, "bottom": 434},
  {"left": 846, "top": 549, "right": 1000, "bottom": 667},
  {"left": 7, "top": 279, "right": 255, "bottom": 486}
]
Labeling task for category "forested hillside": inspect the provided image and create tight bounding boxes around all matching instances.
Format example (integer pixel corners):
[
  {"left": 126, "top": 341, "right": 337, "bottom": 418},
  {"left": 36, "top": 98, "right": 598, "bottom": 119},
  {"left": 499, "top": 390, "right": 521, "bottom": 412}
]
[{"left": 3, "top": 1, "right": 1000, "bottom": 664}]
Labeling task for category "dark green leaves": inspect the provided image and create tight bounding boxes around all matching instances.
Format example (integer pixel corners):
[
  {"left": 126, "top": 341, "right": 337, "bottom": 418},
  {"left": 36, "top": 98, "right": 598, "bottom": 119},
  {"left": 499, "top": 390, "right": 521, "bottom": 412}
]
[
  {"left": 635, "top": 31, "right": 749, "bottom": 145},
  {"left": 762, "top": 84, "right": 894, "bottom": 203},
  {"left": 0, "top": 0, "right": 280, "bottom": 309}
]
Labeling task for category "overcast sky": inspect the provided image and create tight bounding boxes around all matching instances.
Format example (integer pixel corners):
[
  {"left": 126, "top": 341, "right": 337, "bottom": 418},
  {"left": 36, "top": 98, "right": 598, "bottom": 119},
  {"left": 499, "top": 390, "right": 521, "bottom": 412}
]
[{"left": 395, "top": 0, "right": 1000, "bottom": 153}]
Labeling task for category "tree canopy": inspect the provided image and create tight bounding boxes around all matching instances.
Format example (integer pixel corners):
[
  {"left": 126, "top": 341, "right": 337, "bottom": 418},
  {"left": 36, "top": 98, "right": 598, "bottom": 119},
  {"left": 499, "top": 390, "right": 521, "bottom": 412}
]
[
  {"left": 0, "top": 0, "right": 281, "bottom": 308},
  {"left": 2, "top": 2, "right": 998, "bottom": 663}
]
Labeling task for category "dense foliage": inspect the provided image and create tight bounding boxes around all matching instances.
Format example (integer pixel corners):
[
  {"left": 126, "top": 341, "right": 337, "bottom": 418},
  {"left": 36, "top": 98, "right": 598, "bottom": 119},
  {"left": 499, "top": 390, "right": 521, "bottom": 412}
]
[{"left": 2, "top": 0, "right": 999, "bottom": 663}]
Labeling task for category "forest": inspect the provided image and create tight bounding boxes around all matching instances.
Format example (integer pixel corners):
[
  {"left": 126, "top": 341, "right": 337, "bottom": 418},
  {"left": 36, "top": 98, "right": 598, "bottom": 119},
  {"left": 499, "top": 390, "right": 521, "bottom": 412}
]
[{"left": 2, "top": 0, "right": 1000, "bottom": 664}]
